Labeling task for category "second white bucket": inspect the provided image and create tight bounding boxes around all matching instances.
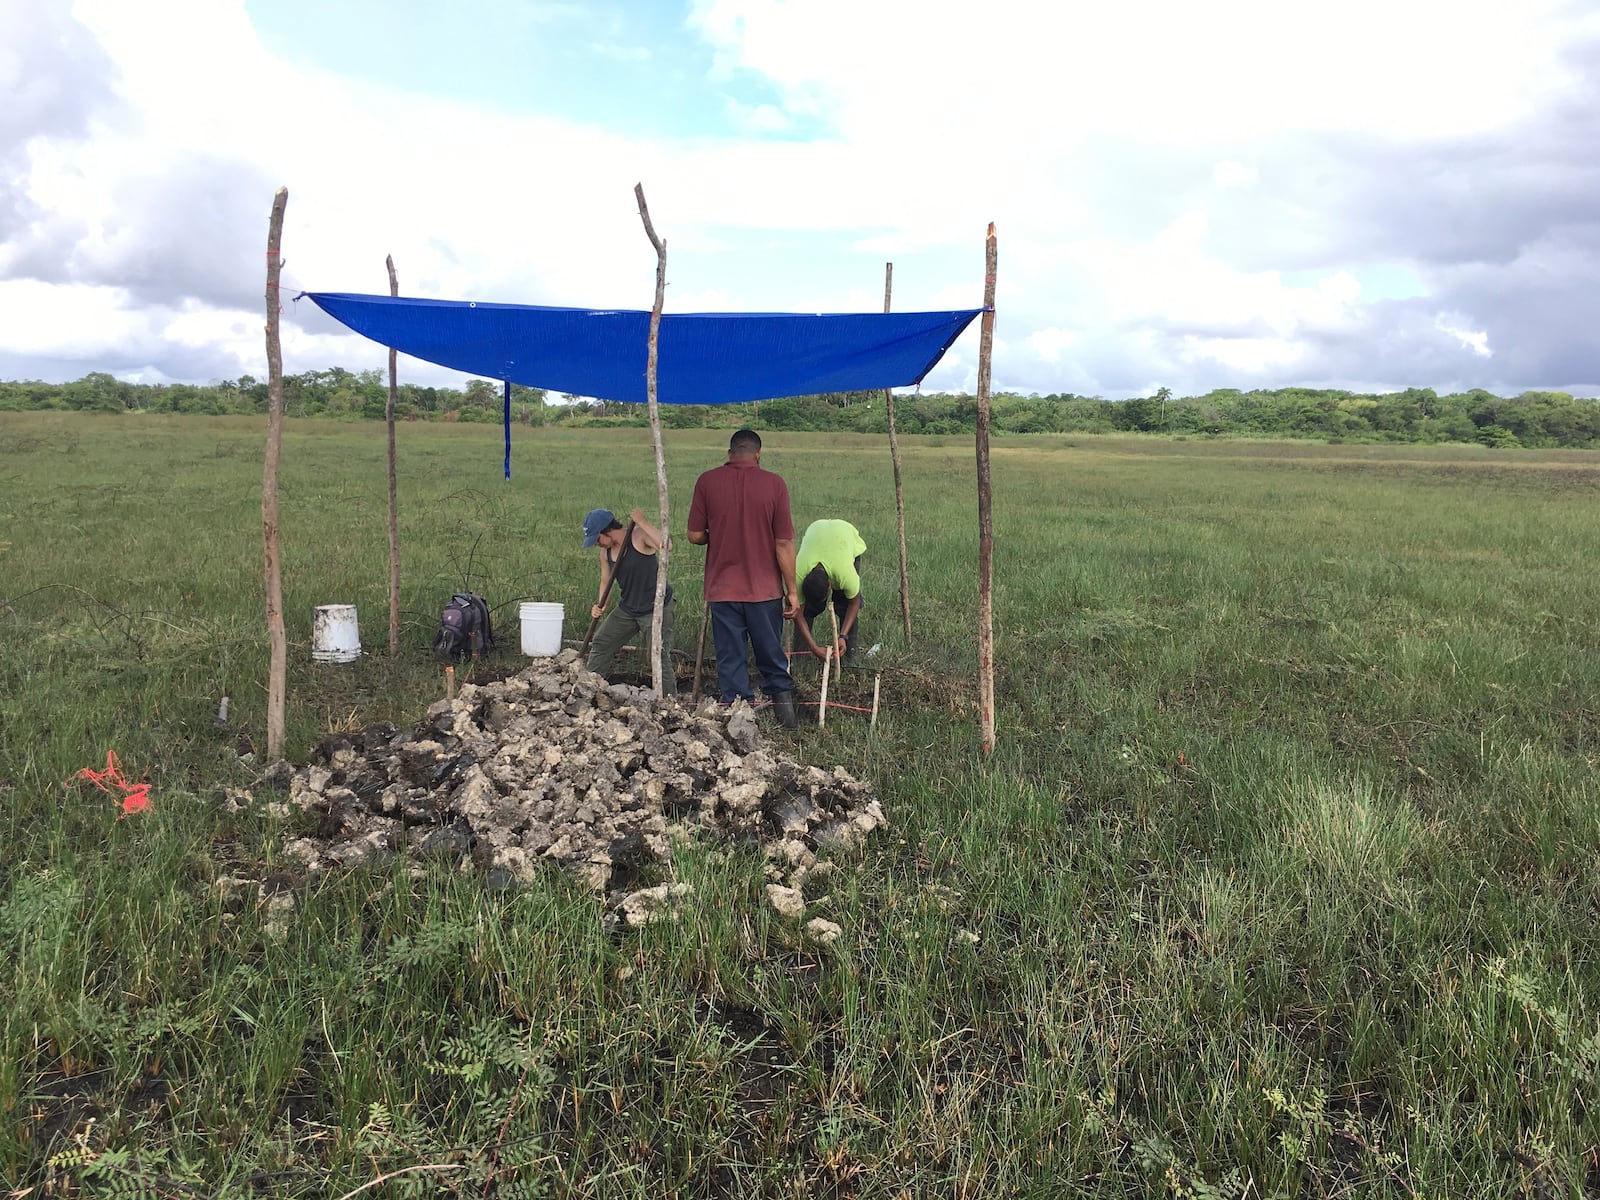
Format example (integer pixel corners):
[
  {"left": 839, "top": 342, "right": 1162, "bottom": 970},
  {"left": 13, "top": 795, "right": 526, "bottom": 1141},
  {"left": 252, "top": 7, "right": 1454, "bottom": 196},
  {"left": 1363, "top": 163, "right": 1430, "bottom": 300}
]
[
  {"left": 312, "top": 604, "right": 361, "bottom": 663},
  {"left": 520, "top": 602, "right": 564, "bottom": 656}
]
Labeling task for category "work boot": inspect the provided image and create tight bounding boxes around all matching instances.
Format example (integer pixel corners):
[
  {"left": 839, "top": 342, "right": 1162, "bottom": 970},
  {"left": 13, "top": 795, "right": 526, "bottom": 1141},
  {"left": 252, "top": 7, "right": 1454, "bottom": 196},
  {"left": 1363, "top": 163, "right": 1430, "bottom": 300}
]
[{"left": 770, "top": 690, "right": 799, "bottom": 729}]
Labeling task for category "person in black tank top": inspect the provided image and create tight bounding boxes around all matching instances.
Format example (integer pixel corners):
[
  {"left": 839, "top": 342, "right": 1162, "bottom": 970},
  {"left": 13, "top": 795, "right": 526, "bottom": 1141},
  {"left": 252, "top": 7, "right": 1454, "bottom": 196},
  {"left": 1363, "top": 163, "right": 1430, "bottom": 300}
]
[{"left": 581, "top": 506, "right": 677, "bottom": 696}]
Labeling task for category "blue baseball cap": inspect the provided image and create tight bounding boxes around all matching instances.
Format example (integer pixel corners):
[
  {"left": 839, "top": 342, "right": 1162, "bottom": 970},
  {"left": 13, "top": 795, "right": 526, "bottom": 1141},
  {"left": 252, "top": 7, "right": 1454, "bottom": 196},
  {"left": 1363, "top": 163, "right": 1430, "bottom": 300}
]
[{"left": 582, "top": 508, "right": 615, "bottom": 548}]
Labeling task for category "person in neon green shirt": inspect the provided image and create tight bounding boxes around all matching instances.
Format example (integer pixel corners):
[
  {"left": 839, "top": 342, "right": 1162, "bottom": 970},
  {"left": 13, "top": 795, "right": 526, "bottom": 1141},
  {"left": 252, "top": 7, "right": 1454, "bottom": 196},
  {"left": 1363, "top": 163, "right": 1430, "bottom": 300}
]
[{"left": 792, "top": 519, "right": 866, "bottom": 662}]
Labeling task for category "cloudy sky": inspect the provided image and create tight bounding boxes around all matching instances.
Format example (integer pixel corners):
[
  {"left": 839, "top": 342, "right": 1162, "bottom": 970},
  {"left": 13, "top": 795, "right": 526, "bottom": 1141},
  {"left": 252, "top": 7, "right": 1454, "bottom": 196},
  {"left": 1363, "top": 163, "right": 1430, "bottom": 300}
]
[{"left": 4, "top": 0, "right": 1598, "bottom": 399}]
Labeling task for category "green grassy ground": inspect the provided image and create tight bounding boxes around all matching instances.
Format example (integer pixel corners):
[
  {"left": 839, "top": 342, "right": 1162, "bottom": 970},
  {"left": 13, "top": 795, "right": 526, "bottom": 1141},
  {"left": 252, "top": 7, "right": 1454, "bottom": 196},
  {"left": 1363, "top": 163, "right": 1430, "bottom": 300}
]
[{"left": 2, "top": 411, "right": 1597, "bottom": 1197}]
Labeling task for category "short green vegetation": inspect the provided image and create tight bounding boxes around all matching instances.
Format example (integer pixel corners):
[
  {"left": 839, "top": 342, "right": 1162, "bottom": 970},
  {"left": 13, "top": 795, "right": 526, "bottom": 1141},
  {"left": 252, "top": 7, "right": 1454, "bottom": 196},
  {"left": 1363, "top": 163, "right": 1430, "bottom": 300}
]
[{"left": 1, "top": 412, "right": 1596, "bottom": 1197}]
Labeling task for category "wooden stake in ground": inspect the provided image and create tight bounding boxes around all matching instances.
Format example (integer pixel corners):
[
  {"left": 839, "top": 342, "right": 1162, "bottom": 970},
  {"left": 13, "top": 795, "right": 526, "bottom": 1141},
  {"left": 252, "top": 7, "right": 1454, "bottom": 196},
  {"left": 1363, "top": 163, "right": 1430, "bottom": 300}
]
[
  {"left": 634, "top": 182, "right": 671, "bottom": 699},
  {"left": 262, "top": 187, "right": 288, "bottom": 763},
  {"left": 976, "top": 223, "right": 998, "bottom": 757},
  {"left": 821, "top": 600, "right": 842, "bottom": 730},
  {"left": 385, "top": 254, "right": 401, "bottom": 656},
  {"left": 818, "top": 647, "right": 833, "bottom": 729},
  {"left": 870, "top": 674, "right": 881, "bottom": 736},
  {"left": 691, "top": 597, "right": 711, "bottom": 704},
  {"left": 883, "top": 262, "right": 913, "bottom": 646}
]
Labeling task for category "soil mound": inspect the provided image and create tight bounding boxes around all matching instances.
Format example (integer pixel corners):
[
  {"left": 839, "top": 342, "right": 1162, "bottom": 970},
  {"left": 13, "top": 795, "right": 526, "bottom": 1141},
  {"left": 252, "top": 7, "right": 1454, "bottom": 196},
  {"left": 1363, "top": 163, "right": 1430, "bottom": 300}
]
[{"left": 248, "top": 651, "right": 885, "bottom": 923}]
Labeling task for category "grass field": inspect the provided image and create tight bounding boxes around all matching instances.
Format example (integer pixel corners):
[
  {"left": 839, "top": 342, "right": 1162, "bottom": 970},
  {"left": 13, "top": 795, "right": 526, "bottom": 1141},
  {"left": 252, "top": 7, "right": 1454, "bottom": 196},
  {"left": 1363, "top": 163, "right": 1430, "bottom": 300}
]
[{"left": 2, "top": 411, "right": 1598, "bottom": 1197}]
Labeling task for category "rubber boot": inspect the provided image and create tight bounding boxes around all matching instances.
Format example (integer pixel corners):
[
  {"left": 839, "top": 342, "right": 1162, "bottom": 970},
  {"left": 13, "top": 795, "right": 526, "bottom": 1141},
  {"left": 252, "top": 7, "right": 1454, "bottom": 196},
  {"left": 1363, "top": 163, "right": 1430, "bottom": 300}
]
[{"left": 770, "top": 690, "right": 799, "bottom": 729}]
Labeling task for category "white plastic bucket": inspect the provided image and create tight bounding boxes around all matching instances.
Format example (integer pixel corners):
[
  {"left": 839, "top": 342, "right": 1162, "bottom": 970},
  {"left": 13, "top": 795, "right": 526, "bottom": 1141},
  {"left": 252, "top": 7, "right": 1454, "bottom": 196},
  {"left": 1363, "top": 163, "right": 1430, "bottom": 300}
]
[
  {"left": 312, "top": 604, "right": 362, "bottom": 663},
  {"left": 520, "top": 602, "right": 564, "bottom": 656}
]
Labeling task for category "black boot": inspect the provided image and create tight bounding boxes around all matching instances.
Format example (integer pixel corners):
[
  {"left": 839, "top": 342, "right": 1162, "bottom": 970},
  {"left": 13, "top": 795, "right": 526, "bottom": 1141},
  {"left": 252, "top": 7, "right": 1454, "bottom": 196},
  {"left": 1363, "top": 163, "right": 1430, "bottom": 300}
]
[{"left": 770, "top": 690, "right": 799, "bottom": 729}]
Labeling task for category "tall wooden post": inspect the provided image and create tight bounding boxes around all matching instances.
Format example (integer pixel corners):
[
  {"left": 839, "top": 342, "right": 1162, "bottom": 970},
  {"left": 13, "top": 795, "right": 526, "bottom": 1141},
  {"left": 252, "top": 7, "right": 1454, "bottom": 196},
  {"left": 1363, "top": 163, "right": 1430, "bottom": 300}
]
[
  {"left": 634, "top": 183, "right": 671, "bottom": 699},
  {"left": 262, "top": 188, "right": 288, "bottom": 762},
  {"left": 385, "top": 255, "right": 401, "bottom": 656},
  {"left": 976, "top": 224, "right": 997, "bottom": 757},
  {"left": 883, "top": 262, "right": 913, "bottom": 646}
]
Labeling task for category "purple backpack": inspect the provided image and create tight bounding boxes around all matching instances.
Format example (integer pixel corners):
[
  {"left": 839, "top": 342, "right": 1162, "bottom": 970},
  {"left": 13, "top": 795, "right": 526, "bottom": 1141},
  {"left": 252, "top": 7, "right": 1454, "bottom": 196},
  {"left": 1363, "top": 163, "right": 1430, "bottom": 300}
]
[{"left": 432, "top": 593, "right": 495, "bottom": 662}]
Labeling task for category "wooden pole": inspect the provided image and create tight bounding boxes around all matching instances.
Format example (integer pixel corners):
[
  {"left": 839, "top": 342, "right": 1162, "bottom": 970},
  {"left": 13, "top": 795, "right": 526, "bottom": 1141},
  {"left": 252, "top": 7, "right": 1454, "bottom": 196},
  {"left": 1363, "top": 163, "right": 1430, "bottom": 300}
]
[
  {"left": 870, "top": 674, "right": 881, "bottom": 736},
  {"left": 976, "top": 223, "right": 998, "bottom": 757},
  {"left": 385, "top": 255, "right": 401, "bottom": 656},
  {"left": 691, "top": 598, "right": 711, "bottom": 703},
  {"left": 883, "top": 262, "right": 913, "bottom": 647},
  {"left": 634, "top": 183, "right": 671, "bottom": 699},
  {"left": 821, "top": 601, "right": 841, "bottom": 729},
  {"left": 818, "top": 647, "right": 833, "bottom": 729},
  {"left": 262, "top": 187, "right": 288, "bottom": 763}
]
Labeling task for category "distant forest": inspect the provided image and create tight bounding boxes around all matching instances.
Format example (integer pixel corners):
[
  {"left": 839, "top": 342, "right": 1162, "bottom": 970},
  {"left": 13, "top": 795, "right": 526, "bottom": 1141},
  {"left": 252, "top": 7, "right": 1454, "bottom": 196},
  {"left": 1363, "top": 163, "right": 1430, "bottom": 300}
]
[{"left": 5, "top": 369, "right": 1600, "bottom": 448}]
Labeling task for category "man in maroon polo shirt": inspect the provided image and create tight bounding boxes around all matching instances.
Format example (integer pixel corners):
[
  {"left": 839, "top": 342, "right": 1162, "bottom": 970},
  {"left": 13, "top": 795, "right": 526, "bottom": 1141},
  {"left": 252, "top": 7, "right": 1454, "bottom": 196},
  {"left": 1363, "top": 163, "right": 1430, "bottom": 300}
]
[{"left": 687, "top": 429, "right": 801, "bottom": 727}]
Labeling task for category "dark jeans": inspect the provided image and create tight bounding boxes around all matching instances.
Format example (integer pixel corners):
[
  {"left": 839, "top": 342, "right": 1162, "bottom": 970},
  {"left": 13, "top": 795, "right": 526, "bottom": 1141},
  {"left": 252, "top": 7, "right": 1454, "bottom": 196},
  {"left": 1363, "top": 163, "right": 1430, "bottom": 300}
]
[{"left": 709, "top": 599, "right": 793, "bottom": 703}]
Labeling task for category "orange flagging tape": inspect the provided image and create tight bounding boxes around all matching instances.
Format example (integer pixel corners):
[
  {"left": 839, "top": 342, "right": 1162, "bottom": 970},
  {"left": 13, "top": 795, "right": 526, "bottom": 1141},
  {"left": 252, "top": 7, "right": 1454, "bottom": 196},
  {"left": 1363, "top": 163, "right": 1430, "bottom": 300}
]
[{"left": 70, "top": 750, "right": 152, "bottom": 817}]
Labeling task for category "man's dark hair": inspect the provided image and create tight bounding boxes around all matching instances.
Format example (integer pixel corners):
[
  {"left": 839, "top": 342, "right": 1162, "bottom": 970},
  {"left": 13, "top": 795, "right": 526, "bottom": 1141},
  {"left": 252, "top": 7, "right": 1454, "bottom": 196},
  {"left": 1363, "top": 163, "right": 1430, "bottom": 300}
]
[
  {"left": 729, "top": 429, "right": 762, "bottom": 454},
  {"left": 800, "top": 563, "right": 830, "bottom": 610},
  {"left": 604, "top": 518, "right": 623, "bottom": 534}
]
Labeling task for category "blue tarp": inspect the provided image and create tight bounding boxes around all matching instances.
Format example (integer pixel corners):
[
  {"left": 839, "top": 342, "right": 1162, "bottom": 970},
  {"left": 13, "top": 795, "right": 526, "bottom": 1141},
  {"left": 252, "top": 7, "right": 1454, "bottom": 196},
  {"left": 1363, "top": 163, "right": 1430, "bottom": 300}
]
[{"left": 304, "top": 292, "right": 983, "bottom": 406}]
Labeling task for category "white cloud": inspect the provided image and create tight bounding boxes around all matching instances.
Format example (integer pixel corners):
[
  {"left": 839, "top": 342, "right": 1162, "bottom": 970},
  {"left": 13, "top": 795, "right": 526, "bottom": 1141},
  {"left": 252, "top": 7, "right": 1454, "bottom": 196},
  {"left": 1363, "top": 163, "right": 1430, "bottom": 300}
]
[
  {"left": 1180, "top": 334, "right": 1303, "bottom": 373},
  {"left": 0, "top": 0, "right": 1595, "bottom": 398},
  {"left": 723, "top": 97, "right": 792, "bottom": 133},
  {"left": 689, "top": 0, "right": 1588, "bottom": 144},
  {"left": 588, "top": 42, "right": 652, "bottom": 62},
  {"left": 1028, "top": 327, "right": 1078, "bottom": 363},
  {"left": 666, "top": 287, "right": 736, "bottom": 311},
  {"left": 1435, "top": 314, "right": 1493, "bottom": 357},
  {"left": 1212, "top": 161, "right": 1259, "bottom": 189},
  {"left": 0, "top": 280, "right": 148, "bottom": 356}
]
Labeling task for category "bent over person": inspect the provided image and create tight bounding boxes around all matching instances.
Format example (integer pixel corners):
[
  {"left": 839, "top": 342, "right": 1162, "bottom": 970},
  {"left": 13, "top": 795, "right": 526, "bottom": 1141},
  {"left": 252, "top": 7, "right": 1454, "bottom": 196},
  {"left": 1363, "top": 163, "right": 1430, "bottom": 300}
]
[
  {"left": 582, "top": 506, "right": 676, "bottom": 696},
  {"left": 686, "top": 429, "right": 800, "bottom": 726},
  {"left": 793, "top": 518, "right": 866, "bottom": 662}
]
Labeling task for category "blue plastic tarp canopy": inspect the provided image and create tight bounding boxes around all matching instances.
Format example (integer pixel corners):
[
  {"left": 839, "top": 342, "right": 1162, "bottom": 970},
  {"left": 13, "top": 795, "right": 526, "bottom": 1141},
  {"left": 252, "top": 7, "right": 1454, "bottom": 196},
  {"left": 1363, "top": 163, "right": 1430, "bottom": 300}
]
[{"left": 305, "top": 292, "right": 983, "bottom": 405}]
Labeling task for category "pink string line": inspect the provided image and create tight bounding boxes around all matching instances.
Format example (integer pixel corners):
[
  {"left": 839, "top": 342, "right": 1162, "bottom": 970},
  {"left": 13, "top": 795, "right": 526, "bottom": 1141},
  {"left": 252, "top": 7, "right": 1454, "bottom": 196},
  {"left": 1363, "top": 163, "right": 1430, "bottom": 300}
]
[{"left": 752, "top": 699, "right": 876, "bottom": 714}]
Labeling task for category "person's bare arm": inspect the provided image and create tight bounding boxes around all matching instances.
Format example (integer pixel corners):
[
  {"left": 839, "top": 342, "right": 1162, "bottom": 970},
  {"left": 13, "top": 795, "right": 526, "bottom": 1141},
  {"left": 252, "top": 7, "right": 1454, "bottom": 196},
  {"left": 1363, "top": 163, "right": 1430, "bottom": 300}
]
[
  {"left": 837, "top": 593, "right": 862, "bottom": 650},
  {"left": 686, "top": 481, "right": 709, "bottom": 546},
  {"left": 629, "top": 508, "right": 666, "bottom": 553},
  {"left": 776, "top": 538, "right": 799, "bottom": 619},
  {"left": 793, "top": 612, "right": 826, "bottom": 660}
]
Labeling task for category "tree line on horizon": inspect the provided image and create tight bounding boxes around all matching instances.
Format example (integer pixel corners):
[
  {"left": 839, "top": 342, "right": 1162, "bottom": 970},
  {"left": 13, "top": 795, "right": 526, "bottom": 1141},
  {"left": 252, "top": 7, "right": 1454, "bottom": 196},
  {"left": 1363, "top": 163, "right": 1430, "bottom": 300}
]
[{"left": 4, "top": 368, "right": 1599, "bottom": 449}]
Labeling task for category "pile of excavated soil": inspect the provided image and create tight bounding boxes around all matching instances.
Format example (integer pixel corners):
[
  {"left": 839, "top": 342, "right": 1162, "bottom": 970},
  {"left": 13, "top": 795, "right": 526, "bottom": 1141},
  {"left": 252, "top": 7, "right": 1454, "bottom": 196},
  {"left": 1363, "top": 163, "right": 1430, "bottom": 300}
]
[{"left": 234, "top": 651, "right": 884, "bottom": 930}]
